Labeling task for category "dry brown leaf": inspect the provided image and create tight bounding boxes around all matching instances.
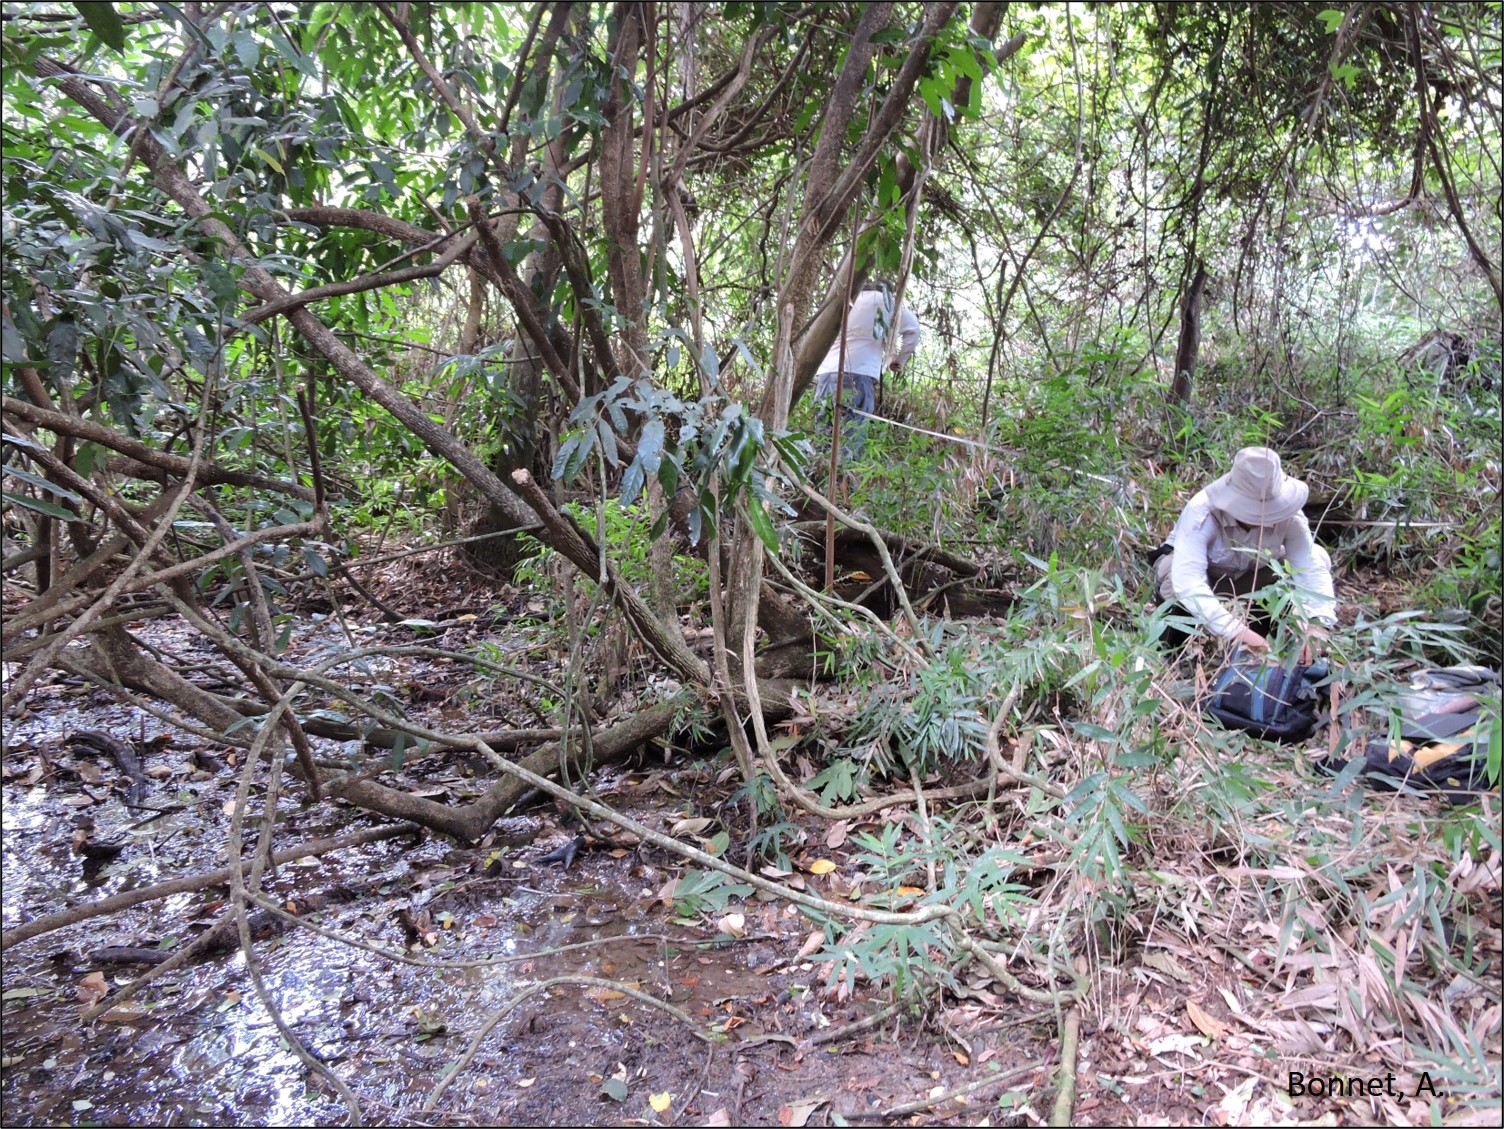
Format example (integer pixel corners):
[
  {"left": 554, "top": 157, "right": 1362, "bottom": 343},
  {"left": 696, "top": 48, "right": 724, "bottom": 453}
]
[
  {"left": 1274, "top": 983, "right": 1339, "bottom": 1011},
  {"left": 1142, "top": 950, "right": 1196, "bottom": 983},
  {"left": 97, "top": 1004, "right": 149, "bottom": 1024},
  {"left": 1186, "top": 999, "right": 1227, "bottom": 1039},
  {"left": 778, "top": 1098, "right": 827, "bottom": 1127},
  {"left": 76, "top": 971, "right": 108, "bottom": 1005},
  {"left": 795, "top": 929, "right": 826, "bottom": 960},
  {"left": 825, "top": 821, "right": 849, "bottom": 849}
]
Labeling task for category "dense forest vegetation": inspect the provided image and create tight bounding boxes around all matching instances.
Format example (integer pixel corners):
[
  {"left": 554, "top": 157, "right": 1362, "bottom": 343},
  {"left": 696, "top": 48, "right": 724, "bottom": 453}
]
[{"left": 2, "top": 2, "right": 1499, "bottom": 1125}]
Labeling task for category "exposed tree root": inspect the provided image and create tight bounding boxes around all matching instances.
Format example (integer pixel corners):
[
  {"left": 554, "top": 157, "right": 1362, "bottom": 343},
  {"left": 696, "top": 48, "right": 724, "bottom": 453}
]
[
  {"left": 327, "top": 701, "right": 686, "bottom": 841},
  {"left": 1049, "top": 1007, "right": 1083, "bottom": 1127}
]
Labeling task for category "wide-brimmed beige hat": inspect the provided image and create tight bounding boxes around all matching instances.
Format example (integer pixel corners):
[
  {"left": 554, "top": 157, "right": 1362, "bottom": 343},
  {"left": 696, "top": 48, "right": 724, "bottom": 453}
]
[{"left": 1205, "top": 446, "right": 1309, "bottom": 525}]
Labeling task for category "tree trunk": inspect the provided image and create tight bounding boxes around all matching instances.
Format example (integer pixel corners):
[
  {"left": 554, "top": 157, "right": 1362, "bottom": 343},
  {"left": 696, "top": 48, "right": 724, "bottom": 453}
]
[{"left": 1171, "top": 261, "right": 1206, "bottom": 403}]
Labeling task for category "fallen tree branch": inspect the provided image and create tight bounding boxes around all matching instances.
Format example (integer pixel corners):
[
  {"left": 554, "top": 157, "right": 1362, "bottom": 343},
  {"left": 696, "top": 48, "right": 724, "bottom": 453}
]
[
  {"left": 3, "top": 513, "right": 325, "bottom": 644},
  {"left": 326, "top": 702, "right": 687, "bottom": 841},
  {"left": 876, "top": 1060, "right": 1043, "bottom": 1120},
  {"left": 1, "top": 416, "right": 207, "bottom": 710},
  {"left": 793, "top": 481, "right": 933, "bottom": 656},
  {"left": 953, "top": 930, "right": 1083, "bottom": 1007}
]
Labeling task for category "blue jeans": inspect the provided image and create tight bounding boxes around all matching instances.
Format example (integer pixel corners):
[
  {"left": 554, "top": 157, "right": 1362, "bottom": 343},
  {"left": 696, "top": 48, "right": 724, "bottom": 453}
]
[{"left": 814, "top": 371, "right": 876, "bottom": 462}]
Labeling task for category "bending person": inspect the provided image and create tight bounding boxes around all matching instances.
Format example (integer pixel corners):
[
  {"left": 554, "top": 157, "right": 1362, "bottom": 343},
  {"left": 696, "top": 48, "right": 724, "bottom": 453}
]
[
  {"left": 813, "top": 279, "right": 921, "bottom": 463},
  {"left": 1155, "top": 446, "right": 1337, "bottom": 658}
]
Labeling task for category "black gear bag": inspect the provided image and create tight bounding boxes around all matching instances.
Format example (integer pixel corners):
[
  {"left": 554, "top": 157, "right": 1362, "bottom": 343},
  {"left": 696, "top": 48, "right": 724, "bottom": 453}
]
[{"left": 1203, "top": 652, "right": 1330, "bottom": 744}]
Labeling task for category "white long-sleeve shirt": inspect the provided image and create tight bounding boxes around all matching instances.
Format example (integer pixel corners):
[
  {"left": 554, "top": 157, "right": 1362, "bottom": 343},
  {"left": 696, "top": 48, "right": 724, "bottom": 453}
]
[
  {"left": 1166, "top": 491, "right": 1337, "bottom": 639},
  {"left": 814, "top": 288, "right": 921, "bottom": 379}
]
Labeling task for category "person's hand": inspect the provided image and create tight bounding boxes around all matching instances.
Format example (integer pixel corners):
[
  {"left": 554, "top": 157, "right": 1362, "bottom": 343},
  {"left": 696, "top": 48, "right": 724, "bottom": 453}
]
[
  {"left": 887, "top": 359, "right": 902, "bottom": 373},
  {"left": 1298, "top": 623, "right": 1330, "bottom": 665},
  {"left": 1233, "top": 626, "right": 1269, "bottom": 653}
]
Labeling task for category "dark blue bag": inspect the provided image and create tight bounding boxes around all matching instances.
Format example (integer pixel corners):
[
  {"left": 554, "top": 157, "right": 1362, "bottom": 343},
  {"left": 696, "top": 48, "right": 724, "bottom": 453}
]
[{"left": 1204, "top": 652, "right": 1329, "bottom": 744}]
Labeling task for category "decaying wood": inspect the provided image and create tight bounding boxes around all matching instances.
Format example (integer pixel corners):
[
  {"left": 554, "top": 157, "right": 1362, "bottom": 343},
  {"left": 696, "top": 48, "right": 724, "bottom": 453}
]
[{"left": 65, "top": 730, "right": 150, "bottom": 809}]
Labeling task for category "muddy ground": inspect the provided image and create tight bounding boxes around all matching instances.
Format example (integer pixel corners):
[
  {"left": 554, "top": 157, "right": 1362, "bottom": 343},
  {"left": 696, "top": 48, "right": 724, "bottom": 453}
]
[
  {"left": 1, "top": 607, "right": 1060, "bottom": 1127},
  {"left": 2, "top": 563, "right": 1499, "bottom": 1127}
]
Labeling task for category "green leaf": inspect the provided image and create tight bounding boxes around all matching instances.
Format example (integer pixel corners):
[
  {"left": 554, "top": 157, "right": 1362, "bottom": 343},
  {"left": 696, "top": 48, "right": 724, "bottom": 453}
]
[
  {"left": 619, "top": 458, "right": 645, "bottom": 506},
  {"left": 638, "top": 417, "right": 665, "bottom": 473},
  {"left": 390, "top": 731, "right": 408, "bottom": 772},
  {"left": 600, "top": 1078, "right": 628, "bottom": 1102},
  {"left": 0, "top": 465, "right": 85, "bottom": 504},
  {"left": 1069, "top": 721, "right": 1121, "bottom": 745},
  {"left": 73, "top": 441, "right": 105, "bottom": 478},
  {"left": 596, "top": 417, "right": 619, "bottom": 467},
  {"left": 744, "top": 499, "right": 779, "bottom": 554},
  {"left": 3, "top": 492, "right": 80, "bottom": 520},
  {"left": 74, "top": 1, "right": 126, "bottom": 52}
]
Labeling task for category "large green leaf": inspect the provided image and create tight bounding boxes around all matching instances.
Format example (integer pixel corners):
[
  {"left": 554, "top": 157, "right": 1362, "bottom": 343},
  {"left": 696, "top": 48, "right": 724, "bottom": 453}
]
[{"left": 73, "top": 2, "right": 126, "bottom": 52}]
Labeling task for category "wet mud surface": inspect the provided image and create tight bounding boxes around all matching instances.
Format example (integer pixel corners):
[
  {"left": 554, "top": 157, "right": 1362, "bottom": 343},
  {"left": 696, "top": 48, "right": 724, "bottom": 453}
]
[{"left": 2, "top": 659, "right": 1047, "bottom": 1127}]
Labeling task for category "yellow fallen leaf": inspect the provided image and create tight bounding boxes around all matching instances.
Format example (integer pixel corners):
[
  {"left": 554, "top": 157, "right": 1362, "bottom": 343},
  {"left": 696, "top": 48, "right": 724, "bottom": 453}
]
[
  {"left": 586, "top": 987, "right": 626, "bottom": 1002},
  {"left": 809, "top": 859, "right": 837, "bottom": 875},
  {"left": 895, "top": 885, "right": 926, "bottom": 897},
  {"left": 649, "top": 1092, "right": 673, "bottom": 1113}
]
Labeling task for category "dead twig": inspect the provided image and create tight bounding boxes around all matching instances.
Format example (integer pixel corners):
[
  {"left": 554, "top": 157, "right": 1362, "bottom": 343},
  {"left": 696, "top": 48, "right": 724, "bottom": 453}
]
[{"left": 874, "top": 1060, "right": 1043, "bottom": 1119}]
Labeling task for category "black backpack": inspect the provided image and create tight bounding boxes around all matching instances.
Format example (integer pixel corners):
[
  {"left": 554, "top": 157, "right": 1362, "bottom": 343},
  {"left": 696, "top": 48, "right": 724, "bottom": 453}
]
[
  {"left": 1203, "top": 652, "right": 1329, "bottom": 744},
  {"left": 1350, "top": 666, "right": 1499, "bottom": 802}
]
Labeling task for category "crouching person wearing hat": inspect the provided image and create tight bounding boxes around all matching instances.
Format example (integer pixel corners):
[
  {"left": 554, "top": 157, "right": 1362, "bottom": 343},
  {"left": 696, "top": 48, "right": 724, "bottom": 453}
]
[{"left": 1154, "top": 447, "right": 1337, "bottom": 660}]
